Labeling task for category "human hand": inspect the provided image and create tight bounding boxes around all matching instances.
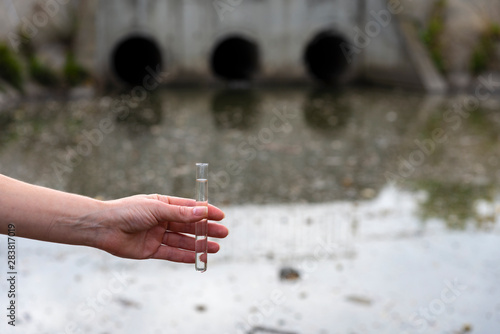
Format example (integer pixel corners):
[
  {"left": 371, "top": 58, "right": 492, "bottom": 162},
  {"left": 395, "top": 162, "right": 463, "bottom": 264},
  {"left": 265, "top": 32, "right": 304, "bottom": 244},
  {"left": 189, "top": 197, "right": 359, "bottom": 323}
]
[{"left": 91, "top": 194, "right": 228, "bottom": 263}]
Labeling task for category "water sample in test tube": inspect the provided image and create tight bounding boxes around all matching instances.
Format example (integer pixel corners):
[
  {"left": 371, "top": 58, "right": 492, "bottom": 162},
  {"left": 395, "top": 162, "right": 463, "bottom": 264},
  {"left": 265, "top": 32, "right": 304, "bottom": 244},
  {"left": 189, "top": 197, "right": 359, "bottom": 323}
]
[{"left": 195, "top": 163, "right": 208, "bottom": 272}]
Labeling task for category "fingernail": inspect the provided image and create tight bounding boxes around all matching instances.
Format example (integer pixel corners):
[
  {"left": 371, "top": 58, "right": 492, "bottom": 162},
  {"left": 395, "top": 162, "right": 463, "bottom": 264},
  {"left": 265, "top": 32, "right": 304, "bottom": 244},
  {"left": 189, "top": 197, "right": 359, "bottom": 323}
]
[{"left": 193, "top": 206, "right": 208, "bottom": 217}]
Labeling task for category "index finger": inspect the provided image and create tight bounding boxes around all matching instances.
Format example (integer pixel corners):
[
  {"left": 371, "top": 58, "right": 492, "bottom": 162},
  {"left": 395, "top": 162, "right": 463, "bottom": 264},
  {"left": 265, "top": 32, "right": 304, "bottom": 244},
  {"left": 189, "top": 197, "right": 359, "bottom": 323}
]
[{"left": 154, "top": 195, "right": 225, "bottom": 221}]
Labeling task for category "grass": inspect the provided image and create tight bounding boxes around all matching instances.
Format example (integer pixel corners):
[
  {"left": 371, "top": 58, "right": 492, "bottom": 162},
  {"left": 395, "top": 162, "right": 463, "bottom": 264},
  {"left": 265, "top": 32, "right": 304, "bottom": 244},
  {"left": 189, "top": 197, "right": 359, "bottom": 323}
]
[
  {"left": 63, "top": 53, "right": 88, "bottom": 87},
  {"left": 0, "top": 43, "right": 24, "bottom": 92},
  {"left": 29, "top": 57, "right": 59, "bottom": 87},
  {"left": 420, "top": 0, "right": 447, "bottom": 73},
  {"left": 470, "top": 23, "right": 500, "bottom": 75},
  {"left": 416, "top": 180, "right": 494, "bottom": 230}
]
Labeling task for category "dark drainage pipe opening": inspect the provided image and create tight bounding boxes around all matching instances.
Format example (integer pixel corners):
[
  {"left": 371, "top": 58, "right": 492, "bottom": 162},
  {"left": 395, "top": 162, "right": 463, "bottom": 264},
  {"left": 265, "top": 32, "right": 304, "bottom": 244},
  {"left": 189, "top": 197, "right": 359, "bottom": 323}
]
[
  {"left": 304, "top": 32, "right": 351, "bottom": 84},
  {"left": 211, "top": 36, "right": 259, "bottom": 81},
  {"left": 112, "top": 36, "right": 162, "bottom": 86}
]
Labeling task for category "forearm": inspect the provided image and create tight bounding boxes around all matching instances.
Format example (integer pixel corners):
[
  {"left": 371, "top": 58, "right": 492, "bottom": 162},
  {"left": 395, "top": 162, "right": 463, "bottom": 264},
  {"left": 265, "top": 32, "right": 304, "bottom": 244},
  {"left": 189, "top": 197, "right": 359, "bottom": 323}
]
[{"left": 0, "top": 174, "right": 104, "bottom": 247}]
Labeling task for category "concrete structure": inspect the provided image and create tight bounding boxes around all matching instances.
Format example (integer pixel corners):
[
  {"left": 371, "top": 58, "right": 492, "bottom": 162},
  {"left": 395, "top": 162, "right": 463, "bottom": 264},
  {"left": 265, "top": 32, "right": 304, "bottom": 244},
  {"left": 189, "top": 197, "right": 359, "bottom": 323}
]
[
  {"left": 0, "top": 0, "right": 458, "bottom": 90},
  {"left": 93, "top": 0, "right": 441, "bottom": 89}
]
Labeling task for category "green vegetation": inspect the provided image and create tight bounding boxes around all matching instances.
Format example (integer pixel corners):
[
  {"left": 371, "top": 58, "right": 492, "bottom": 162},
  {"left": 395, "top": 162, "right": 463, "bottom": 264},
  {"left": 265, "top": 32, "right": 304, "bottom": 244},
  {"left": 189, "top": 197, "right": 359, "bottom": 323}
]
[
  {"left": 416, "top": 181, "right": 494, "bottom": 230},
  {"left": 303, "top": 89, "right": 351, "bottom": 132},
  {"left": 211, "top": 90, "right": 260, "bottom": 129},
  {"left": 29, "top": 57, "right": 59, "bottom": 87},
  {"left": 17, "top": 29, "right": 35, "bottom": 60},
  {"left": 57, "top": 9, "right": 90, "bottom": 87},
  {"left": 421, "top": 0, "right": 447, "bottom": 73},
  {"left": 63, "top": 52, "right": 88, "bottom": 87},
  {"left": 0, "top": 110, "right": 17, "bottom": 146},
  {"left": 470, "top": 23, "right": 500, "bottom": 75},
  {"left": 0, "top": 43, "right": 24, "bottom": 92},
  {"left": 0, "top": 6, "right": 91, "bottom": 94},
  {"left": 0, "top": 40, "right": 90, "bottom": 93}
]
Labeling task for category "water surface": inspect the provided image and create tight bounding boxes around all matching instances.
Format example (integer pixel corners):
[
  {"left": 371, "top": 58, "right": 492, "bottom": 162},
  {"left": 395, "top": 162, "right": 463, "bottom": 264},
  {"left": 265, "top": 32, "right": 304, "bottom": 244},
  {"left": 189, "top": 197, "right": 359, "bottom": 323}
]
[{"left": 1, "top": 87, "right": 500, "bottom": 333}]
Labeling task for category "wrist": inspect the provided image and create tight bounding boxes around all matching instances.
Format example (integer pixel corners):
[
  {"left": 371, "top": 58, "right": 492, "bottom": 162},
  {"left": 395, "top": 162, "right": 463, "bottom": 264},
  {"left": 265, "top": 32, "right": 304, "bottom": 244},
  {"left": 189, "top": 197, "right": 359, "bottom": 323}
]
[
  {"left": 45, "top": 197, "right": 108, "bottom": 249},
  {"left": 80, "top": 199, "right": 124, "bottom": 252},
  {"left": 71, "top": 199, "right": 110, "bottom": 249}
]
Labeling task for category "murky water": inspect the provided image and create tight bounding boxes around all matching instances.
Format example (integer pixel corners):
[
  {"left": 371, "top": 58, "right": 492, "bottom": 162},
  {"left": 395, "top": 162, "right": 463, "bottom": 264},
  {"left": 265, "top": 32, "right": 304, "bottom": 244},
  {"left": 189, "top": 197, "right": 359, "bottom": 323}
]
[
  {"left": 1, "top": 87, "right": 500, "bottom": 228},
  {"left": 1, "top": 87, "right": 500, "bottom": 333}
]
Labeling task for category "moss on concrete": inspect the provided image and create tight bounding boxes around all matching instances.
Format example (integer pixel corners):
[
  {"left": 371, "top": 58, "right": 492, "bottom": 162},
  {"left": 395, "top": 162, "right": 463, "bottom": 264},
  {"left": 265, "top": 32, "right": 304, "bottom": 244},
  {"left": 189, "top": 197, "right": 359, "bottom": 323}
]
[
  {"left": 63, "top": 52, "right": 89, "bottom": 87},
  {"left": 420, "top": 0, "right": 447, "bottom": 73},
  {"left": 470, "top": 23, "right": 500, "bottom": 75},
  {"left": 29, "top": 57, "right": 60, "bottom": 87},
  {"left": 0, "top": 43, "right": 24, "bottom": 92}
]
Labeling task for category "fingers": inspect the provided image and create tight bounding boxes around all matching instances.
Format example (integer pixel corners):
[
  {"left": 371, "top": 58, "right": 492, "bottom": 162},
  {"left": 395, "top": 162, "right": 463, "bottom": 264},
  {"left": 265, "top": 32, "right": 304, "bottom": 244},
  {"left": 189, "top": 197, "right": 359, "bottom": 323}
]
[
  {"left": 162, "top": 232, "right": 220, "bottom": 253},
  {"left": 148, "top": 194, "right": 225, "bottom": 221},
  {"left": 166, "top": 221, "right": 229, "bottom": 238},
  {"left": 150, "top": 232, "right": 221, "bottom": 262},
  {"left": 207, "top": 205, "right": 225, "bottom": 221},
  {"left": 149, "top": 202, "right": 208, "bottom": 225},
  {"left": 154, "top": 195, "right": 196, "bottom": 207},
  {"left": 151, "top": 245, "right": 195, "bottom": 263}
]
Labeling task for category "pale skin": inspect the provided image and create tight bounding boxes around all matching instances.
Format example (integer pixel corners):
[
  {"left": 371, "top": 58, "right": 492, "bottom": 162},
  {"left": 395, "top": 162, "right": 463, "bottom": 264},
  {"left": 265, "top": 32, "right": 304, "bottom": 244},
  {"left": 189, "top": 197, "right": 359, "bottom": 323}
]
[{"left": 0, "top": 174, "right": 228, "bottom": 263}]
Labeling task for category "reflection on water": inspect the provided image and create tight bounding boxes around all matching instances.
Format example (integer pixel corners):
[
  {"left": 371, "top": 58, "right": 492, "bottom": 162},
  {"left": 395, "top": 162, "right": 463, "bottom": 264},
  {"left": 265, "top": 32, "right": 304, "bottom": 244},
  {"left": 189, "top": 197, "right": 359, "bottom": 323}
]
[
  {"left": 415, "top": 181, "right": 496, "bottom": 230},
  {"left": 117, "top": 93, "right": 163, "bottom": 129},
  {"left": 2, "top": 88, "right": 500, "bottom": 334},
  {"left": 0, "top": 111, "right": 14, "bottom": 144},
  {"left": 1, "top": 88, "right": 500, "bottom": 230},
  {"left": 303, "top": 88, "right": 351, "bottom": 131},
  {"left": 211, "top": 89, "right": 260, "bottom": 129}
]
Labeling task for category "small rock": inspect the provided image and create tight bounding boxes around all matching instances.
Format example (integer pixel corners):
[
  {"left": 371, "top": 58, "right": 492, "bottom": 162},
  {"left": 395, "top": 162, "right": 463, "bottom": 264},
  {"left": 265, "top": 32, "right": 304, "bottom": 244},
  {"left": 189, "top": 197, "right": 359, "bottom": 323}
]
[
  {"left": 345, "top": 295, "right": 373, "bottom": 306},
  {"left": 279, "top": 267, "right": 300, "bottom": 281},
  {"left": 69, "top": 86, "right": 95, "bottom": 100},
  {"left": 117, "top": 298, "right": 140, "bottom": 308},
  {"left": 195, "top": 304, "right": 207, "bottom": 312},
  {"left": 461, "top": 323, "right": 472, "bottom": 333},
  {"left": 342, "top": 176, "right": 353, "bottom": 187},
  {"left": 361, "top": 188, "right": 376, "bottom": 199},
  {"left": 266, "top": 252, "right": 275, "bottom": 260}
]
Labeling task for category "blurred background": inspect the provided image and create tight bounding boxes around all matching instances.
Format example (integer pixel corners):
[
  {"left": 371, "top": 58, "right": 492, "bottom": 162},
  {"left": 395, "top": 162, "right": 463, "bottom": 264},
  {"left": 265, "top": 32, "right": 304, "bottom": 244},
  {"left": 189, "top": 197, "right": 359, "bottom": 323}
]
[{"left": 1, "top": 0, "right": 500, "bottom": 333}]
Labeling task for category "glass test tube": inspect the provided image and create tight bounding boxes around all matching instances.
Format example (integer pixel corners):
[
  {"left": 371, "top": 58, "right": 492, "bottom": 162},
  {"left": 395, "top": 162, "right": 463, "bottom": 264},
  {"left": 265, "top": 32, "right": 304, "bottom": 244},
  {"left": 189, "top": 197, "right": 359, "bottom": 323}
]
[{"left": 195, "top": 163, "right": 208, "bottom": 272}]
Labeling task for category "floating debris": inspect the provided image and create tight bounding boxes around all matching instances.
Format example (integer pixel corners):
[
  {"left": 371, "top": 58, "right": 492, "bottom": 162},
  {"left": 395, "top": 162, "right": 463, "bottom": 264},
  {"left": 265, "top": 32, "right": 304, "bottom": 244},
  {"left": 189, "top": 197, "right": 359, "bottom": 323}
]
[
  {"left": 116, "top": 298, "right": 140, "bottom": 309},
  {"left": 361, "top": 188, "right": 376, "bottom": 199},
  {"left": 279, "top": 267, "right": 300, "bottom": 281},
  {"left": 345, "top": 295, "right": 373, "bottom": 306},
  {"left": 457, "top": 323, "right": 472, "bottom": 333},
  {"left": 195, "top": 304, "right": 207, "bottom": 312},
  {"left": 248, "top": 326, "right": 297, "bottom": 334}
]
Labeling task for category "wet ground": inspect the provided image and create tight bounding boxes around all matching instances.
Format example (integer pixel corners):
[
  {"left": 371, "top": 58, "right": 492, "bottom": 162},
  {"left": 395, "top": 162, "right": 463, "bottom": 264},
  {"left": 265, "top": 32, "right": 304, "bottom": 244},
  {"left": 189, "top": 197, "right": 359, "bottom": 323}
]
[{"left": 1, "top": 87, "right": 500, "bottom": 333}]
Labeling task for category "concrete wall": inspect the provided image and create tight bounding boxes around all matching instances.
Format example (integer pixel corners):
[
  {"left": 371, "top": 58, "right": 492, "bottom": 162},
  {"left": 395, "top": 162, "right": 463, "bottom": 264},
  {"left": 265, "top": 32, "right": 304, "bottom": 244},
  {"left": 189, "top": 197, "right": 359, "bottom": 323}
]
[
  {"left": 95, "top": 0, "right": 420, "bottom": 86},
  {"left": 0, "top": 0, "right": 79, "bottom": 51},
  {"left": 1, "top": 0, "right": 467, "bottom": 88}
]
